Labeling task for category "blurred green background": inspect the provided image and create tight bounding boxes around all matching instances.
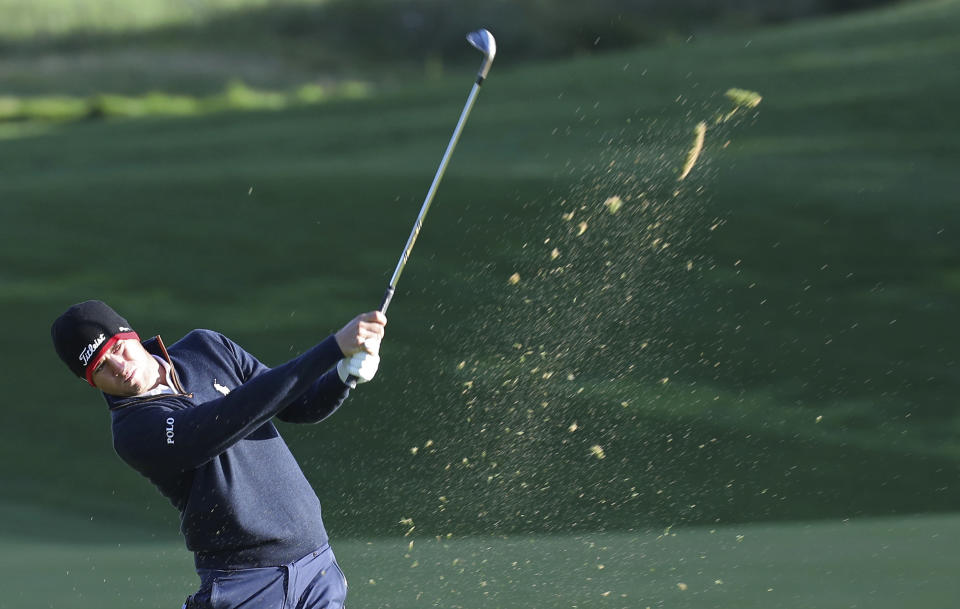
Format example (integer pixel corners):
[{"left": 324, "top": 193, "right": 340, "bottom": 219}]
[{"left": 1, "top": 0, "right": 958, "bottom": 607}]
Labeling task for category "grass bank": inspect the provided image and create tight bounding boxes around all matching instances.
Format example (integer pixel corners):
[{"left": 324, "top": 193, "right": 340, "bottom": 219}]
[{"left": 0, "top": 0, "right": 957, "bottom": 542}]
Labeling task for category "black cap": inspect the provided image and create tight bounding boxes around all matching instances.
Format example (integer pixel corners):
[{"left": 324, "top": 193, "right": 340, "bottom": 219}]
[{"left": 51, "top": 300, "right": 139, "bottom": 386}]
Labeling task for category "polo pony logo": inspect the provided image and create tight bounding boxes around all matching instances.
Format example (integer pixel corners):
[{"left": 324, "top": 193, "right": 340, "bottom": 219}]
[{"left": 213, "top": 380, "right": 231, "bottom": 396}]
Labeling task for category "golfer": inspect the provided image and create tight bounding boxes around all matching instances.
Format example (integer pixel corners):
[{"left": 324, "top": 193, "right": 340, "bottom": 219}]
[{"left": 51, "top": 300, "right": 386, "bottom": 609}]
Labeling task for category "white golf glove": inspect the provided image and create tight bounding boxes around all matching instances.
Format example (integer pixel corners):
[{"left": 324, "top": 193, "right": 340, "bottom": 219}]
[{"left": 337, "top": 350, "right": 381, "bottom": 385}]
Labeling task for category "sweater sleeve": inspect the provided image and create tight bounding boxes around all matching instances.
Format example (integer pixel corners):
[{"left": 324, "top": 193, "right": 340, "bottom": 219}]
[
  {"left": 276, "top": 368, "right": 350, "bottom": 424},
  {"left": 113, "top": 335, "right": 344, "bottom": 473}
]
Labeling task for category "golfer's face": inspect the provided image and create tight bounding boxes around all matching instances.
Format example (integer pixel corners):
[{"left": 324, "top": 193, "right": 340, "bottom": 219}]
[{"left": 90, "top": 338, "right": 157, "bottom": 397}]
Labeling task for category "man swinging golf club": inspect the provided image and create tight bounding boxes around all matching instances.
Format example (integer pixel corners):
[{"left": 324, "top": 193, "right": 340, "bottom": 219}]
[
  {"left": 50, "top": 27, "right": 495, "bottom": 609},
  {"left": 51, "top": 299, "right": 385, "bottom": 608}
]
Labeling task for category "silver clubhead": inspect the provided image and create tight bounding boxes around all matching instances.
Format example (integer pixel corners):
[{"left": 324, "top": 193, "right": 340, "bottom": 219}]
[{"left": 466, "top": 29, "right": 496, "bottom": 80}]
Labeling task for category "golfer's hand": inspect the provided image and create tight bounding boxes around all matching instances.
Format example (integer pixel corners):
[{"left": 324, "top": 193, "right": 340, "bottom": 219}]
[
  {"left": 335, "top": 311, "right": 386, "bottom": 356},
  {"left": 337, "top": 351, "right": 380, "bottom": 384}
]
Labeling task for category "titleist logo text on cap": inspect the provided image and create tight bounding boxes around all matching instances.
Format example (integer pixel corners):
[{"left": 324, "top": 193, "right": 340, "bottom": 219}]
[{"left": 79, "top": 333, "right": 106, "bottom": 366}]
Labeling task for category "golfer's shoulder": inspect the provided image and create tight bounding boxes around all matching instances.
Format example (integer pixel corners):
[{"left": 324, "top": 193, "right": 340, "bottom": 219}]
[
  {"left": 110, "top": 396, "right": 189, "bottom": 435},
  {"left": 109, "top": 398, "right": 190, "bottom": 469},
  {"left": 172, "top": 328, "right": 237, "bottom": 352}
]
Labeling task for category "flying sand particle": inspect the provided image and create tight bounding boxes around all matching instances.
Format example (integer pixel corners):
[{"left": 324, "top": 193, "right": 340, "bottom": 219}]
[
  {"left": 720, "top": 88, "right": 763, "bottom": 123},
  {"left": 577, "top": 221, "right": 588, "bottom": 236},
  {"left": 589, "top": 445, "right": 606, "bottom": 459},
  {"left": 508, "top": 272, "right": 521, "bottom": 285},
  {"left": 679, "top": 122, "right": 706, "bottom": 181},
  {"left": 724, "top": 87, "right": 762, "bottom": 109},
  {"left": 603, "top": 195, "right": 623, "bottom": 214}
]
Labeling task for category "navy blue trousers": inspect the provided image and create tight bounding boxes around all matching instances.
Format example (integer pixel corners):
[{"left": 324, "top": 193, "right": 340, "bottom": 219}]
[{"left": 184, "top": 545, "right": 347, "bottom": 609}]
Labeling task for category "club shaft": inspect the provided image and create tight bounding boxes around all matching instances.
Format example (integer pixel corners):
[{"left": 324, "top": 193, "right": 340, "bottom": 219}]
[
  {"left": 346, "top": 31, "right": 494, "bottom": 388},
  {"left": 347, "top": 82, "right": 483, "bottom": 388},
  {"left": 382, "top": 80, "right": 483, "bottom": 314}
]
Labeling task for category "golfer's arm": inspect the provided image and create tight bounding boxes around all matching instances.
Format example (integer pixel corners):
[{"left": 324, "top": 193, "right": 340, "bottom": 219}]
[
  {"left": 228, "top": 330, "right": 348, "bottom": 423},
  {"left": 118, "top": 336, "right": 344, "bottom": 471},
  {"left": 276, "top": 369, "right": 349, "bottom": 424}
]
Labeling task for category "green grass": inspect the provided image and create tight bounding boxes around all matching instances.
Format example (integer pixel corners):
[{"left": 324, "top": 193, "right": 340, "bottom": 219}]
[
  {"left": 3, "top": 505, "right": 958, "bottom": 608},
  {"left": 0, "top": 0, "right": 910, "bottom": 96},
  {"left": 0, "top": 0, "right": 959, "bottom": 605},
  {"left": 1, "top": 0, "right": 958, "bottom": 537},
  {"left": 0, "top": 80, "right": 372, "bottom": 122},
  {"left": 0, "top": 0, "right": 333, "bottom": 39}
]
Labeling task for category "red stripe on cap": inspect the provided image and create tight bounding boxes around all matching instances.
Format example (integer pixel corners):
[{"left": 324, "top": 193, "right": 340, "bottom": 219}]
[{"left": 85, "top": 331, "right": 140, "bottom": 386}]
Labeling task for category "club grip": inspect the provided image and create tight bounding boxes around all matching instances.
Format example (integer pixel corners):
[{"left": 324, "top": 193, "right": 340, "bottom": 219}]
[
  {"left": 346, "top": 285, "right": 396, "bottom": 389},
  {"left": 379, "top": 286, "right": 396, "bottom": 314}
]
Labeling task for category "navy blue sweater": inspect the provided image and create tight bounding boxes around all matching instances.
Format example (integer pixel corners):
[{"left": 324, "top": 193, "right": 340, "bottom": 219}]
[{"left": 105, "top": 329, "right": 348, "bottom": 570}]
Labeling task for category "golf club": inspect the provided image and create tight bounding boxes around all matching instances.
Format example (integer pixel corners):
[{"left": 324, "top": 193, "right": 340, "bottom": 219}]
[{"left": 347, "top": 28, "right": 496, "bottom": 388}]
